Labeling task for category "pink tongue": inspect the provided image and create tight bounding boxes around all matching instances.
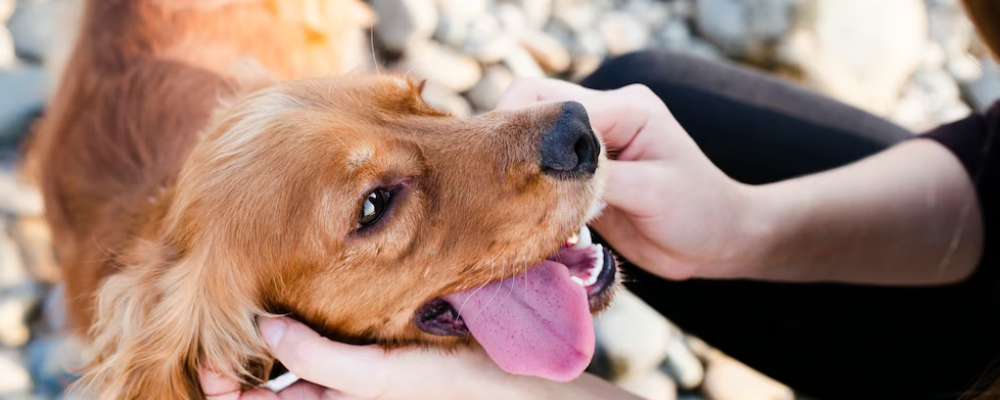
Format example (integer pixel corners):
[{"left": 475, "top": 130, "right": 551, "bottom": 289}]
[{"left": 445, "top": 261, "right": 594, "bottom": 382}]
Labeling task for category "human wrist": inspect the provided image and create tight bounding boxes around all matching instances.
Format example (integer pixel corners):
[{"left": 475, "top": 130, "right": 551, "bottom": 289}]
[{"left": 732, "top": 181, "right": 796, "bottom": 280}]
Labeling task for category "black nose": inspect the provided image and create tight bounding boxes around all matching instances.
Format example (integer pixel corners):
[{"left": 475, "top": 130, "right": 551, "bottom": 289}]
[{"left": 540, "top": 102, "right": 600, "bottom": 179}]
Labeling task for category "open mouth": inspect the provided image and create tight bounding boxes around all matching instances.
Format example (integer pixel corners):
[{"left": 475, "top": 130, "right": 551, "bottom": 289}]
[{"left": 414, "top": 226, "right": 617, "bottom": 382}]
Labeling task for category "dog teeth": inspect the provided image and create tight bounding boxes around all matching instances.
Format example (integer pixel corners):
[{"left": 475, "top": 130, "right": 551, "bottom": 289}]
[
  {"left": 566, "top": 234, "right": 579, "bottom": 246},
  {"left": 570, "top": 276, "right": 586, "bottom": 286},
  {"left": 584, "top": 245, "right": 604, "bottom": 286},
  {"left": 573, "top": 226, "right": 593, "bottom": 249}
]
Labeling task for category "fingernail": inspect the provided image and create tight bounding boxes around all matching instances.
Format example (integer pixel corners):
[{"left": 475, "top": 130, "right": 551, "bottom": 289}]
[{"left": 259, "top": 317, "right": 288, "bottom": 348}]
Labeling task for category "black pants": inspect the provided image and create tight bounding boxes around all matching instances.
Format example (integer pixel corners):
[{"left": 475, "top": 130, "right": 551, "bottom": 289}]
[{"left": 582, "top": 51, "right": 1000, "bottom": 399}]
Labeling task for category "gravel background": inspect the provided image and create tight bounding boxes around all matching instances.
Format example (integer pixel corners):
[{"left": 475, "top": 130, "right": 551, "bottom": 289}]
[{"left": 0, "top": 0, "right": 996, "bottom": 399}]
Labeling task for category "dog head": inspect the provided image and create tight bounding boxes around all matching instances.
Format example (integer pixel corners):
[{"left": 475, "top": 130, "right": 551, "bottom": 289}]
[{"left": 76, "top": 75, "right": 617, "bottom": 398}]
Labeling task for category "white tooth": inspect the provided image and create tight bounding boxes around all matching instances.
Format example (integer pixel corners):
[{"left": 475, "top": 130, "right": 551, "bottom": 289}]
[
  {"left": 574, "top": 226, "right": 593, "bottom": 249},
  {"left": 570, "top": 276, "right": 586, "bottom": 286},
  {"left": 566, "top": 234, "right": 579, "bottom": 246}
]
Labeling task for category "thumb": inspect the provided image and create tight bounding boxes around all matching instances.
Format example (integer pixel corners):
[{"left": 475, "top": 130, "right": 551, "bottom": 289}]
[{"left": 601, "top": 160, "right": 668, "bottom": 219}]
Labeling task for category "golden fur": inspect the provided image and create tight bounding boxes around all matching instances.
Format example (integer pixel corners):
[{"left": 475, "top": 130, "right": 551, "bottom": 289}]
[{"left": 27, "top": 1, "right": 606, "bottom": 399}]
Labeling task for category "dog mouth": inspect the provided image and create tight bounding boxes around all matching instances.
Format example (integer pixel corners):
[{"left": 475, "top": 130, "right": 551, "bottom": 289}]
[{"left": 413, "top": 225, "right": 617, "bottom": 382}]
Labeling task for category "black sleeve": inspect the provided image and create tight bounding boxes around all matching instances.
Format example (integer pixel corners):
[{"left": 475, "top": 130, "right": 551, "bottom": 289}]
[{"left": 921, "top": 102, "right": 1000, "bottom": 281}]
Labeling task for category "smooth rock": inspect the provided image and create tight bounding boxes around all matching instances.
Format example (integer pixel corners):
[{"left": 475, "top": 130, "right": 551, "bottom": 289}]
[
  {"left": 433, "top": 0, "right": 489, "bottom": 47},
  {"left": 948, "top": 52, "right": 984, "bottom": 82},
  {"left": 463, "top": 14, "right": 516, "bottom": 63},
  {"left": 623, "top": 0, "right": 671, "bottom": 28},
  {"left": 373, "top": 0, "right": 438, "bottom": 52},
  {"left": 0, "top": 220, "right": 28, "bottom": 289},
  {"left": 502, "top": 0, "right": 551, "bottom": 28},
  {"left": 502, "top": 45, "right": 545, "bottom": 78},
  {"left": 8, "top": 0, "right": 79, "bottom": 63},
  {"left": 701, "top": 351, "right": 794, "bottom": 400},
  {"left": 655, "top": 19, "right": 692, "bottom": 51},
  {"left": 695, "top": 0, "right": 796, "bottom": 61},
  {"left": 519, "top": 30, "right": 570, "bottom": 73},
  {"left": 398, "top": 41, "right": 481, "bottom": 92},
  {"left": 0, "top": 27, "right": 15, "bottom": 69},
  {"left": 0, "top": 167, "right": 43, "bottom": 216},
  {"left": 594, "top": 290, "right": 674, "bottom": 379},
  {"left": 617, "top": 370, "right": 678, "bottom": 400},
  {"left": 496, "top": 2, "right": 528, "bottom": 33},
  {"left": 0, "top": 0, "right": 14, "bottom": 23},
  {"left": 552, "top": 0, "right": 598, "bottom": 32},
  {"left": 892, "top": 66, "right": 969, "bottom": 131},
  {"left": 12, "top": 216, "right": 59, "bottom": 283},
  {"left": 0, "top": 351, "right": 30, "bottom": 395},
  {"left": 0, "top": 294, "right": 32, "bottom": 347},
  {"left": 467, "top": 65, "right": 514, "bottom": 111},
  {"left": 598, "top": 12, "right": 649, "bottom": 56},
  {"left": 420, "top": 81, "right": 471, "bottom": 117},
  {"left": 778, "top": 0, "right": 927, "bottom": 114},
  {"left": 962, "top": 59, "right": 1000, "bottom": 112},
  {"left": 0, "top": 64, "right": 46, "bottom": 146}
]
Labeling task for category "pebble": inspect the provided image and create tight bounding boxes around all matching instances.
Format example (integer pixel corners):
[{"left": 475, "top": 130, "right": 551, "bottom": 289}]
[
  {"left": 961, "top": 59, "right": 1000, "bottom": 112},
  {"left": 598, "top": 12, "right": 649, "bottom": 56},
  {"left": 695, "top": 0, "right": 795, "bottom": 61},
  {"left": 372, "top": 0, "right": 438, "bottom": 52},
  {"left": 778, "top": 0, "right": 927, "bottom": 114},
  {"left": 502, "top": 45, "right": 545, "bottom": 78},
  {"left": 12, "top": 216, "right": 59, "bottom": 283},
  {"left": 8, "top": 0, "right": 79, "bottom": 63},
  {"left": 552, "top": 0, "right": 598, "bottom": 32},
  {"left": 420, "top": 80, "right": 472, "bottom": 118},
  {"left": 689, "top": 337, "right": 795, "bottom": 400},
  {"left": 0, "top": 350, "right": 31, "bottom": 395},
  {"left": 0, "top": 168, "right": 43, "bottom": 217},
  {"left": 397, "top": 41, "right": 482, "bottom": 92},
  {"left": 502, "top": 0, "right": 551, "bottom": 29},
  {"left": 496, "top": 2, "right": 528, "bottom": 34},
  {"left": 0, "top": 64, "right": 47, "bottom": 147},
  {"left": 618, "top": 370, "right": 678, "bottom": 400},
  {"left": 467, "top": 65, "right": 514, "bottom": 111},
  {"left": 463, "top": 14, "right": 517, "bottom": 64},
  {"left": 434, "top": 0, "right": 490, "bottom": 47},
  {"left": 519, "top": 29, "right": 571, "bottom": 73},
  {"left": 0, "top": 219, "right": 28, "bottom": 289}
]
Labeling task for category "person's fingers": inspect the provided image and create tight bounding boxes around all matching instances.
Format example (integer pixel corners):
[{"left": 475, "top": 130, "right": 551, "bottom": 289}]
[
  {"left": 260, "top": 317, "right": 388, "bottom": 398},
  {"left": 200, "top": 369, "right": 246, "bottom": 400},
  {"left": 600, "top": 160, "right": 669, "bottom": 218},
  {"left": 495, "top": 78, "right": 595, "bottom": 110}
]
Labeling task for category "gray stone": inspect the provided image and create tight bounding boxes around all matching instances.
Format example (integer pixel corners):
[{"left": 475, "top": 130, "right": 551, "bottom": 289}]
[
  {"left": 778, "top": 0, "right": 927, "bottom": 114},
  {"left": 594, "top": 290, "right": 674, "bottom": 379},
  {"left": 502, "top": 45, "right": 545, "bottom": 78},
  {"left": 892, "top": 66, "right": 969, "bottom": 131},
  {"left": 695, "top": 0, "right": 796, "bottom": 61},
  {"left": 373, "top": 0, "right": 438, "bottom": 52},
  {"left": 0, "top": 64, "right": 47, "bottom": 147},
  {"left": 962, "top": 59, "right": 1000, "bottom": 112},
  {"left": 552, "top": 0, "right": 598, "bottom": 32},
  {"left": 948, "top": 52, "right": 983, "bottom": 82},
  {"left": 420, "top": 81, "right": 471, "bottom": 117},
  {"left": 433, "top": 0, "right": 490, "bottom": 47},
  {"left": 519, "top": 30, "right": 570, "bottom": 73},
  {"left": 617, "top": 370, "right": 677, "bottom": 400},
  {"left": 502, "top": 0, "right": 551, "bottom": 28},
  {"left": 0, "top": 351, "right": 30, "bottom": 396},
  {"left": 495, "top": 2, "right": 528, "bottom": 33},
  {"left": 0, "top": 166, "right": 43, "bottom": 217},
  {"left": 655, "top": 19, "right": 692, "bottom": 51},
  {"left": 623, "top": 0, "right": 671, "bottom": 28},
  {"left": 397, "top": 41, "right": 481, "bottom": 92},
  {"left": 598, "top": 12, "right": 649, "bottom": 56},
  {"left": 8, "top": 0, "right": 80, "bottom": 62},
  {"left": 0, "top": 28, "right": 13, "bottom": 71},
  {"left": 467, "top": 65, "right": 513, "bottom": 111},
  {"left": 694, "top": 336, "right": 794, "bottom": 400},
  {"left": 463, "top": 14, "right": 516, "bottom": 63}
]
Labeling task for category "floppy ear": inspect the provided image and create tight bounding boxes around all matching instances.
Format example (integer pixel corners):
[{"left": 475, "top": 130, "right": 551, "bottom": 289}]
[{"left": 68, "top": 241, "right": 271, "bottom": 400}]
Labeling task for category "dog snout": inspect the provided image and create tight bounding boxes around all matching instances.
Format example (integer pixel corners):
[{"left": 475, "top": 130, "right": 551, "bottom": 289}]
[{"left": 540, "top": 102, "right": 600, "bottom": 179}]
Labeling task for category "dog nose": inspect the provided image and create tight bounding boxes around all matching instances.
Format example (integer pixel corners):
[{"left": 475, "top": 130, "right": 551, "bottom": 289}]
[{"left": 540, "top": 102, "right": 600, "bottom": 179}]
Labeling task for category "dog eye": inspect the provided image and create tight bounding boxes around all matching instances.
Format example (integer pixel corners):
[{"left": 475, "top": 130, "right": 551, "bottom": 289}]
[{"left": 360, "top": 188, "right": 392, "bottom": 227}]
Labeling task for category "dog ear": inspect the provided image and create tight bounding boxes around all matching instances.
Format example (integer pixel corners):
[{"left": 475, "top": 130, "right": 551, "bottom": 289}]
[{"left": 67, "top": 240, "right": 271, "bottom": 399}]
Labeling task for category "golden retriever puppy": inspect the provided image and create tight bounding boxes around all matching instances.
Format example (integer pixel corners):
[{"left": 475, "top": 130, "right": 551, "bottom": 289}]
[{"left": 27, "top": 1, "right": 617, "bottom": 398}]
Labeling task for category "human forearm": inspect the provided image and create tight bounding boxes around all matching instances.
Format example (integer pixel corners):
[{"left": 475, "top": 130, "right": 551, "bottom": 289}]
[{"left": 740, "top": 139, "right": 983, "bottom": 285}]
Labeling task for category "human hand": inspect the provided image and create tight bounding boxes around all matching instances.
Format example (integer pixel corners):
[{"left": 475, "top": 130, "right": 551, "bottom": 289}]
[
  {"left": 498, "top": 78, "right": 763, "bottom": 280},
  {"left": 199, "top": 316, "right": 639, "bottom": 400}
]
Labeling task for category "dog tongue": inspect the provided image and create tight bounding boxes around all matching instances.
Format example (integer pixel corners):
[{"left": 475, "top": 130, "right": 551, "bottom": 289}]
[{"left": 445, "top": 260, "right": 594, "bottom": 382}]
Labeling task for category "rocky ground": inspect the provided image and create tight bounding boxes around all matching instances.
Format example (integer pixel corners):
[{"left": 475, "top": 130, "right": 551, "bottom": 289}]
[{"left": 0, "top": 0, "right": 996, "bottom": 399}]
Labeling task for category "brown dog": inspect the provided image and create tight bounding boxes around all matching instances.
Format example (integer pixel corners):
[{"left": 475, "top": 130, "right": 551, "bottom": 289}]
[{"left": 27, "top": 1, "right": 617, "bottom": 398}]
